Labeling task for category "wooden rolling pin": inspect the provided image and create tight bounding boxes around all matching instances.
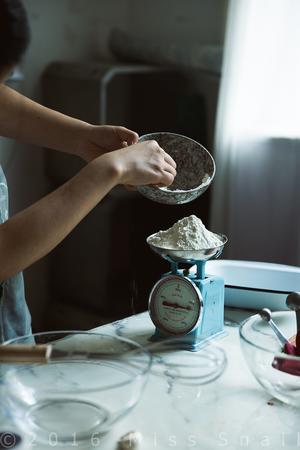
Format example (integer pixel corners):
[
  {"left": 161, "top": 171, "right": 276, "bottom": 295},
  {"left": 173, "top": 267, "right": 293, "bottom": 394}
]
[
  {"left": 0, "top": 344, "right": 51, "bottom": 364},
  {"left": 0, "top": 344, "right": 136, "bottom": 364}
]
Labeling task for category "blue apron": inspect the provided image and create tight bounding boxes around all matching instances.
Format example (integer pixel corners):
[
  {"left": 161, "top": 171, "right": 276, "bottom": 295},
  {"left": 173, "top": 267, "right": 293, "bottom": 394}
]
[{"left": 0, "top": 165, "right": 31, "bottom": 343}]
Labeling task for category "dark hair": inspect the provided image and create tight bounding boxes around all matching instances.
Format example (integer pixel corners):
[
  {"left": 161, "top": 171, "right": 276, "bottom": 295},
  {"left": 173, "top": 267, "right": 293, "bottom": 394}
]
[{"left": 0, "top": 0, "right": 30, "bottom": 70}]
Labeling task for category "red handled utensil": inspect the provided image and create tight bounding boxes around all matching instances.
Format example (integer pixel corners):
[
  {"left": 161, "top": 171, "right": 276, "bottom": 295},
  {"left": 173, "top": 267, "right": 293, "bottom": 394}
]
[
  {"left": 259, "top": 308, "right": 297, "bottom": 354},
  {"left": 272, "top": 355, "right": 300, "bottom": 376},
  {"left": 286, "top": 292, "right": 300, "bottom": 356},
  {"left": 271, "top": 293, "right": 300, "bottom": 376}
]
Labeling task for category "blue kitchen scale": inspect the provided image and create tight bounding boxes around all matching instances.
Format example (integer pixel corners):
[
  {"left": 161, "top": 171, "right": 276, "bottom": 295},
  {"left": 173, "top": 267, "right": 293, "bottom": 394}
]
[{"left": 147, "top": 234, "right": 228, "bottom": 351}]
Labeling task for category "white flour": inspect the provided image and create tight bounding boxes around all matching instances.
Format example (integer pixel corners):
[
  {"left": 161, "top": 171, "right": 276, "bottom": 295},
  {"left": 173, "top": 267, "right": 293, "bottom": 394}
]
[
  {"left": 148, "top": 215, "right": 223, "bottom": 250},
  {"left": 159, "top": 173, "right": 211, "bottom": 193}
]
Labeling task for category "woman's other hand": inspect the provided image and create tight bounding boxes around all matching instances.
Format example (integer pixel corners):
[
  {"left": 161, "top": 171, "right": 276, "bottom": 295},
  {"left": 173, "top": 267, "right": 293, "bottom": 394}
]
[{"left": 77, "top": 125, "right": 139, "bottom": 162}]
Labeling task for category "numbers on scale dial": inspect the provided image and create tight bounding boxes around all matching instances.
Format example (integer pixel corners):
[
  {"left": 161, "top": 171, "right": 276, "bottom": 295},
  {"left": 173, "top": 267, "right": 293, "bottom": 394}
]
[{"left": 150, "top": 276, "right": 201, "bottom": 335}]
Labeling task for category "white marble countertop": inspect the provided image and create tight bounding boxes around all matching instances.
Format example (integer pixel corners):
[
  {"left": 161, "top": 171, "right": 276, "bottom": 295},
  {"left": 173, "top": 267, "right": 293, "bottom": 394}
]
[{"left": 2, "top": 309, "right": 300, "bottom": 450}]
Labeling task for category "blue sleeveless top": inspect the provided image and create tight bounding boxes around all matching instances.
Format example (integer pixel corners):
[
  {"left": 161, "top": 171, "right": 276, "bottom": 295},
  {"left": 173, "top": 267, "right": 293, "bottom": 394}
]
[{"left": 0, "top": 165, "right": 31, "bottom": 343}]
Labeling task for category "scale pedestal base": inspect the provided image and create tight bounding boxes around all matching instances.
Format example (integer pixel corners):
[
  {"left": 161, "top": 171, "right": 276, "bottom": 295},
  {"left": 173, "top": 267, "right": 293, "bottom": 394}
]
[{"left": 149, "top": 328, "right": 227, "bottom": 351}]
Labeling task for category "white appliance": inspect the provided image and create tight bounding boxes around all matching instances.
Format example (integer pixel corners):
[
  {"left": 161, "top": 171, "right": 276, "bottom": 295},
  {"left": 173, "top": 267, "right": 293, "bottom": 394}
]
[{"left": 206, "top": 260, "right": 300, "bottom": 310}]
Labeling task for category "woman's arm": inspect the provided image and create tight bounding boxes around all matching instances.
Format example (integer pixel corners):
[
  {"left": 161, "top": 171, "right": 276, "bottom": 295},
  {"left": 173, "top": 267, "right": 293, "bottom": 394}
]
[
  {"left": 0, "top": 84, "right": 138, "bottom": 160},
  {"left": 0, "top": 140, "right": 176, "bottom": 282}
]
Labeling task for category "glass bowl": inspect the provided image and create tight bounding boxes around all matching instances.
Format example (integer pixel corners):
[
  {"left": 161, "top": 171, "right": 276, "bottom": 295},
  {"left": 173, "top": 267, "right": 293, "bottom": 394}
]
[
  {"left": 139, "top": 339, "right": 227, "bottom": 443},
  {"left": 137, "top": 132, "right": 215, "bottom": 204},
  {"left": 0, "top": 331, "right": 152, "bottom": 447},
  {"left": 239, "top": 311, "right": 300, "bottom": 407},
  {"left": 148, "top": 339, "right": 227, "bottom": 387}
]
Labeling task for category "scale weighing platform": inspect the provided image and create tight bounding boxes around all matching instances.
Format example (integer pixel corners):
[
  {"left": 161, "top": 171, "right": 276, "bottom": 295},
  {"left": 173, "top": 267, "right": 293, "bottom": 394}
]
[{"left": 147, "top": 234, "right": 228, "bottom": 351}]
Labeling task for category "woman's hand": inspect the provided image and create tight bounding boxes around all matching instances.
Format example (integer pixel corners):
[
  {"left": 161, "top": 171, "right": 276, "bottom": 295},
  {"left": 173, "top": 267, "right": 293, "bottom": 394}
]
[
  {"left": 77, "top": 124, "right": 139, "bottom": 162},
  {"left": 98, "top": 139, "right": 177, "bottom": 187}
]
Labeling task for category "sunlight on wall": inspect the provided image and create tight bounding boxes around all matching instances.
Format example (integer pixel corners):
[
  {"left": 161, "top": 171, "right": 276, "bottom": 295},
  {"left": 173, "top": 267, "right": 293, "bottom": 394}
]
[{"left": 218, "top": 0, "right": 300, "bottom": 142}]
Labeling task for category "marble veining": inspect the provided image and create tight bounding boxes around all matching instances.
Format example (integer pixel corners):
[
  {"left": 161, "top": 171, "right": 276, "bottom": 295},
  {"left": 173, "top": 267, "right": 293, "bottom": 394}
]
[{"left": 2, "top": 311, "right": 300, "bottom": 450}]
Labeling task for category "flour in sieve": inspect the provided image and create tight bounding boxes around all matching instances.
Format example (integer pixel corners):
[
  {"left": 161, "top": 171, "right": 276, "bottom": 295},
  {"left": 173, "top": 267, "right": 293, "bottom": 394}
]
[{"left": 148, "top": 215, "right": 223, "bottom": 250}]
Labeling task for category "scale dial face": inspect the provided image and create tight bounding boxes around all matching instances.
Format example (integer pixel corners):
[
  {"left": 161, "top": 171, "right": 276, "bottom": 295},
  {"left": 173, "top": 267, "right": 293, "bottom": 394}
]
[{"left": 149, "top": 275, "right": 202, "bottom": 336}]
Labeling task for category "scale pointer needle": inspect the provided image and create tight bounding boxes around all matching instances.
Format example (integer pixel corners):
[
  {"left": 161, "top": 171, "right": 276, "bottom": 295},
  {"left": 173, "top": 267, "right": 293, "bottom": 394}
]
[{"left": 162, "top": 301, "right": 192, "bottom": 311}]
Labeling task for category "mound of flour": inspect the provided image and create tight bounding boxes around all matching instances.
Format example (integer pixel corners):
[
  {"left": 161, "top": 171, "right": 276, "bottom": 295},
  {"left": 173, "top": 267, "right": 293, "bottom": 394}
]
[{"left": 148, "top": 215, "right": 223, "bottom": 250}]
